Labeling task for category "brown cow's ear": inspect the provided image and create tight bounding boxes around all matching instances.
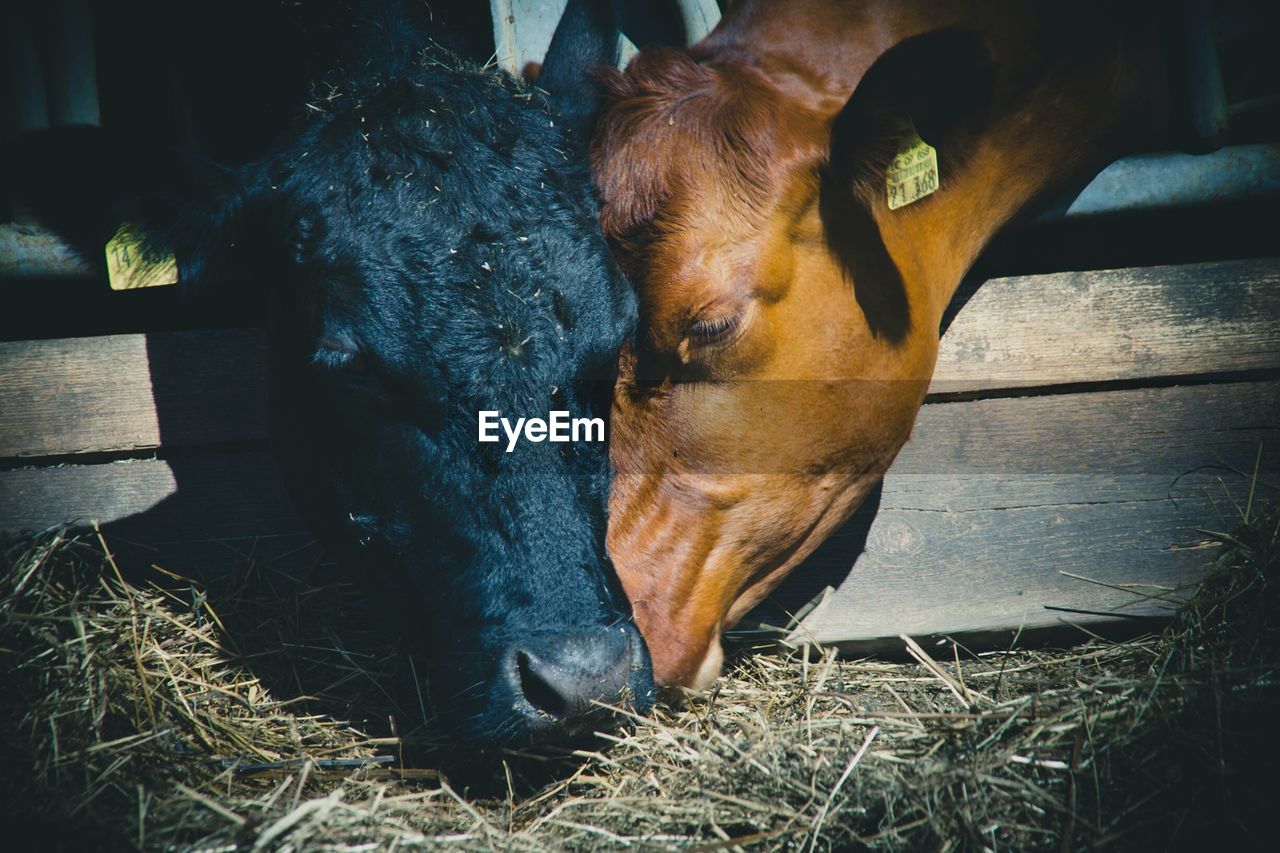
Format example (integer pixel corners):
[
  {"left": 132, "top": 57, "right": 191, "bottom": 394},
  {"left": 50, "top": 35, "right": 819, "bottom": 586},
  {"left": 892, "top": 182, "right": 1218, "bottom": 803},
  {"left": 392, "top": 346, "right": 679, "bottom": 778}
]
[
  {"left": 829, "top": 28, "right": 997, "bottom": 207},
  {"left": 817, "top": 30, "right": 994, "bottom": 345}
]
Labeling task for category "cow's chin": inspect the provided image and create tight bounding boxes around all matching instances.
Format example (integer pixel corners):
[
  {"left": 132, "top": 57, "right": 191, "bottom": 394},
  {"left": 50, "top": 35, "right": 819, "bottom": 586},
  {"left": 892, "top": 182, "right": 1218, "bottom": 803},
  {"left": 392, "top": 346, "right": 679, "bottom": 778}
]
[
  {"left": 611, "top": 466, "right": 894, "bottom": 690},
  {"left": 688, "top": 634, "right": 725, "bottom": 692}
]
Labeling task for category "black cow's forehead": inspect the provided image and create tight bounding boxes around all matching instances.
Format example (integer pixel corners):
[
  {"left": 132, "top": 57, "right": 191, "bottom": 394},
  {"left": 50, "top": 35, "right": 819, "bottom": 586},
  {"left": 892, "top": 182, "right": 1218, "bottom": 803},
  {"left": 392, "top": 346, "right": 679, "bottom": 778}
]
[{"left": 264, "top": 57, "right": 628, "bottom": 405}]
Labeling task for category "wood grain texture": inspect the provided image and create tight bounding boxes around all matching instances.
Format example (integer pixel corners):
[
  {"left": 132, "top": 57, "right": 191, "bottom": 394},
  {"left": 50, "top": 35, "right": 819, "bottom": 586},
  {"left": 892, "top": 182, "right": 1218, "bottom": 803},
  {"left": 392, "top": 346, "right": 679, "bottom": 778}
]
[
  {"left": 4, "top": 382, "right": 1273, "bottom": 647},
  {"left": 780, "top": 501, "right": 1224, "bottom": 652},
  {"left": 753, "top": 381, "right": 1280, "bottom": 649},
  {"left": 0, "top": 329, "right": 268, "bottom": 458},
  {"left": 0, "top": 451, "right": 304, "bottom": 542},
  {"left": 930, "top": 258, "right": 1280, "bottom": 393},
  {"left": 0, "top": 223, "right": 93, "bottom": 278},
  {"left": 0, "top": 259, "right": 1275, "bottom": 458},
  {"left": 0, "top": 449, "right": 312, "bottom": 578}
]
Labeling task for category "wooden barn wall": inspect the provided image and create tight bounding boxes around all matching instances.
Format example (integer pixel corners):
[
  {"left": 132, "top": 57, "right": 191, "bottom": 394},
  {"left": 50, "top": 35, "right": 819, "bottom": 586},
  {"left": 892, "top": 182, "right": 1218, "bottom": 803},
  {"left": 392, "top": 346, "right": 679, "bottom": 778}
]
[{"left": 2, "top": 258, "right": 1276, "bottom": 649}]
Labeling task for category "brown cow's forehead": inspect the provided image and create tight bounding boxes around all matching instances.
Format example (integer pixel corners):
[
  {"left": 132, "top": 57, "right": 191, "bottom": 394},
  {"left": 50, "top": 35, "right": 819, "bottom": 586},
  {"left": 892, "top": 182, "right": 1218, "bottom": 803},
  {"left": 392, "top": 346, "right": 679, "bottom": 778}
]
[
  {"left": 593, "top": 50, "right": 828, "bottom": 259},
  {"left": 595, "top": 158, "right": 824, "bottom": 356}
]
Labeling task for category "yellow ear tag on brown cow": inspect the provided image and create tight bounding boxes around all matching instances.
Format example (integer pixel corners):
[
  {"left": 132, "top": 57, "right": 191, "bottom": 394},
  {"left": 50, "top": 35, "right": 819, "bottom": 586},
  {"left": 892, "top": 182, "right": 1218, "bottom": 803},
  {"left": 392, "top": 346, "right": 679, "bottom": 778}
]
[
  {"left": 105, "top": 225, "right": 179, "bottom": 290},
  {"left": 885, "top": 125, "right": 939, "bottom": 210}
]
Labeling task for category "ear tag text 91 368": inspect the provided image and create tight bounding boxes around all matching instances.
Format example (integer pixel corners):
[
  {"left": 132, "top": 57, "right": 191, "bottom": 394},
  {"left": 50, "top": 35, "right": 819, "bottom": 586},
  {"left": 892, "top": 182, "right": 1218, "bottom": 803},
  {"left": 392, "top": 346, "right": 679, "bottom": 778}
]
[
  {"left": 105, "top": 224, "right": 179, "bottom": 290},
  {"left": 885, "top": 123, "right": 939, "bottom": 210}
]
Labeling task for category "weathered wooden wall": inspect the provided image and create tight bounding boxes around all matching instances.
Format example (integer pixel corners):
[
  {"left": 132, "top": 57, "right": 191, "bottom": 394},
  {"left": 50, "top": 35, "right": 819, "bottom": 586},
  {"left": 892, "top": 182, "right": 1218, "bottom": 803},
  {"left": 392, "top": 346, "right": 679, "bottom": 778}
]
[{"left": 1, "top": 258, "right": 1277, "bottom": 646}]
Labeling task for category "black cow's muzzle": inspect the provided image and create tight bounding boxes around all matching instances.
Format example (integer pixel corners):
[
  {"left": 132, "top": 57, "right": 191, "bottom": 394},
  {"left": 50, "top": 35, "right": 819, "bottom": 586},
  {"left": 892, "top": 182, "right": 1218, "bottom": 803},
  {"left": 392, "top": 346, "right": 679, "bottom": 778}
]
[{"left": 505, "top": 623, "right": 655, "bottom": 731}]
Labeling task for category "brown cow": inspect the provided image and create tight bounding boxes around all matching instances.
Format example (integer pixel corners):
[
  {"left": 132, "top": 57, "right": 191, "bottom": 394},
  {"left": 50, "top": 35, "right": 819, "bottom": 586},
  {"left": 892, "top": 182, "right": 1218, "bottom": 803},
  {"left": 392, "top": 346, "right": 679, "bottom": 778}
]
[{"left": 593, "top": 0, "right": 1169, "bottom": 688}]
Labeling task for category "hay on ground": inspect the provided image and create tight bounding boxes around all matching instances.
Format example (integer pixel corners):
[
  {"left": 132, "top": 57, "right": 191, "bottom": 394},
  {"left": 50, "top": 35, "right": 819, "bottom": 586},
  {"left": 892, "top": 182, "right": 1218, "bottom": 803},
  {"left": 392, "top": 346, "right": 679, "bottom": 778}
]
[{"left": 1, "top": 499, "right": 1277, "bottom": 850}]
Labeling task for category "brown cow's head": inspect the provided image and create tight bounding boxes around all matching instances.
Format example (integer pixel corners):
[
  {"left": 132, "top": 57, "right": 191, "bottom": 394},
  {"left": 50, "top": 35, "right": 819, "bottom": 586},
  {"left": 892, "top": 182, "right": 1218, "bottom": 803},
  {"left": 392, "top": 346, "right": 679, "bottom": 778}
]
[{"left": 593, "top": 8, "right": 1163, "bottom": 688}]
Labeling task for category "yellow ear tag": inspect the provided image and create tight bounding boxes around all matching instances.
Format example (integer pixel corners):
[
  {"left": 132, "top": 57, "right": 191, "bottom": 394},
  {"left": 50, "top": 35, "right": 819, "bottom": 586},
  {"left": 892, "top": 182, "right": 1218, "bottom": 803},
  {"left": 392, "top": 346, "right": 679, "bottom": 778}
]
[
  {"left": 885, "top": 125, "right": 939, "bottom": 210},
  {"left": 105, "top": 225, "right": 179, "bottom": 290}
]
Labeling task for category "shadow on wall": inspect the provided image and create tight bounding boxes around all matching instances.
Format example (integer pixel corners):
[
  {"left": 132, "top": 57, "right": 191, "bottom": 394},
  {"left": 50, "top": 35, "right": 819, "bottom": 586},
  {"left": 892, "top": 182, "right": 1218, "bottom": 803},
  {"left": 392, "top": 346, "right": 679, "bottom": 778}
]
[{"left": 1, "top": 0, "right": 496, "bottom": 777}]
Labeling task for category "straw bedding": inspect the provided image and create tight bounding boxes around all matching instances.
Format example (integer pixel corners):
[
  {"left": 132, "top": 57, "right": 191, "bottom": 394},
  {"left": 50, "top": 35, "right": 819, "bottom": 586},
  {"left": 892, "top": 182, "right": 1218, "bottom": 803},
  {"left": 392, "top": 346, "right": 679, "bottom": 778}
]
[{"left": 2, "top": 500, "right": 1276, "bottom": 850}]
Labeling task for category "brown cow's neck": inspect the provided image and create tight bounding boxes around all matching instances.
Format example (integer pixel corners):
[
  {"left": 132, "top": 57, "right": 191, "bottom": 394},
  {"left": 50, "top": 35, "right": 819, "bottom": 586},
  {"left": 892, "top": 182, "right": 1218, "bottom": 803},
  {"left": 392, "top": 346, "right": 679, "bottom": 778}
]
[
  {"left": 700, "top": 0, "right": 975, "bottom": 113},
  {"left": 875, "top": 134, "right": 1058, "bottom": 329},
  {"left": 703, "top": 0, "right": 1164, "bottom": 332}
]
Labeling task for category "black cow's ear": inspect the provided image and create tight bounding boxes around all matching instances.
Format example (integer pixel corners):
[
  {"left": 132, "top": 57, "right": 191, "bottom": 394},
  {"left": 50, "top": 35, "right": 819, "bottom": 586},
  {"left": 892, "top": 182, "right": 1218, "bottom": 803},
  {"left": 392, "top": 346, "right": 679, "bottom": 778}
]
[
  {"left": 12, "top": 124, "right": 244, "bottom": 290},
  {"left": 537, "top": 0, "right": 619, "bottom": 147},
  {"left": 829, "top": 29, "right": 996, "bottom": 205}
]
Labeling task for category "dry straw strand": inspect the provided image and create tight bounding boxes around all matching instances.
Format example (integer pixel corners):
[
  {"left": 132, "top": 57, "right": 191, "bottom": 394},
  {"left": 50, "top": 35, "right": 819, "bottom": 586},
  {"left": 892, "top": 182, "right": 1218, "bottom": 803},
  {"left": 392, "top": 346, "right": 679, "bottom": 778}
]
[{"left": 1, "top": 491, "right": 1276, "bottom": 849}]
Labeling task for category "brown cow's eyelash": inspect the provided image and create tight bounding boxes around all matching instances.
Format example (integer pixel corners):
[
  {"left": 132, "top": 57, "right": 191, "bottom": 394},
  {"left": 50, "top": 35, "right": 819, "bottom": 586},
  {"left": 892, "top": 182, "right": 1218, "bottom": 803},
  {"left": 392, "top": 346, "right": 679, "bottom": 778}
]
[{"left": 689, "top": 311, "right": 743, "bottom": 347}]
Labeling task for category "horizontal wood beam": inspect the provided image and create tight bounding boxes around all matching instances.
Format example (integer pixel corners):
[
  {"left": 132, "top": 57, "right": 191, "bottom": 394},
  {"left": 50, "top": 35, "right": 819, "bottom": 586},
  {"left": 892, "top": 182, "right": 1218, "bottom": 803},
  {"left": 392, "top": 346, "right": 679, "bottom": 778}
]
[
  {"left": 4, "top": 382, "right": 1274, "bottom": 648},
  {"left": 930, "top": 258, "right": 1280, "bottom": 393},
  {"left": 748, "top": 380, "right": 1279, "bottom": 649},
  {"left": 0, "top": 329, "right": 268, "bottom": 458},
  {"left": 1, "top": 258, "right": 1275, "bottom": 460},
  {"left": 0, "top": 450, "right": 303, "bottom": 542}
]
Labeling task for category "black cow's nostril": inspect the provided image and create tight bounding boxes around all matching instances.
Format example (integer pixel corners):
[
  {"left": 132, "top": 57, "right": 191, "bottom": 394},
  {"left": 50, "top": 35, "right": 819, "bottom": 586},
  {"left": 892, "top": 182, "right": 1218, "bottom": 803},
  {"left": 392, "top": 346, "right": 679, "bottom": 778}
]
[
  {"left": 510, "top": 630, "right": 636, "bottom": 723},
  {"left": 516, "top": 650, "right": 571, "bottom": 718}
]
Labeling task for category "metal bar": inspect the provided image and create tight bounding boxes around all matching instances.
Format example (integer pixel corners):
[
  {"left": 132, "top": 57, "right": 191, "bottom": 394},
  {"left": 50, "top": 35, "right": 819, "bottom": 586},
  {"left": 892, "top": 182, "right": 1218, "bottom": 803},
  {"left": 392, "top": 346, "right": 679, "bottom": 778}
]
[
  {"left": 1183, "top": 0, "right": 1230, "bottom": 146},
  {"left": 47, "top": 0, "right": 101, "bottom": 126},
  {"left": 490, "top": 0, "right": 721, "bottom": 77},
  {"left": 1036, "top": 143, "right": 1280, "bottom": 221}
]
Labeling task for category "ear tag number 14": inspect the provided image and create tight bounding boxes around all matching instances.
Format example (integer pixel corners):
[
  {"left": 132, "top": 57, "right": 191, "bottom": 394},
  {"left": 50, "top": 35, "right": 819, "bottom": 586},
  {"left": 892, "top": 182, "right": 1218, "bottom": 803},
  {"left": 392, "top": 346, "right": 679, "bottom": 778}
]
[
  {"left": 886, "top": 124, "right": 939, "bottom": 210},
  {"left": 105, "top": 224, "right": 179, "bottom": 290}
]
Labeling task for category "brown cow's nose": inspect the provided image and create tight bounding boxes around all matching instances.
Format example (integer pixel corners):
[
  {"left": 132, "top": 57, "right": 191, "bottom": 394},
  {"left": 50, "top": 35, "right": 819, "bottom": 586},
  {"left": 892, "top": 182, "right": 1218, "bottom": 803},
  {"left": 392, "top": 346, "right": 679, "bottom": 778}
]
[{"left": 512, "top": 630, "right": 635, "bottom": 721}]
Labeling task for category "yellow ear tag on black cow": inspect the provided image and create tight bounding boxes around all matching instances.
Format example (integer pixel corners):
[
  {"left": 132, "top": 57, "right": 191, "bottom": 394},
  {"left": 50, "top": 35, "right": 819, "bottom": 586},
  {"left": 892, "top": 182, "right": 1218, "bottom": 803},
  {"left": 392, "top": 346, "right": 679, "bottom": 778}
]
[
  {"left": 885, "top": 124, "right": 939, "bottom": 210},
  {"left": 105, "top": 224, "right": 179, "bottom": 290}
]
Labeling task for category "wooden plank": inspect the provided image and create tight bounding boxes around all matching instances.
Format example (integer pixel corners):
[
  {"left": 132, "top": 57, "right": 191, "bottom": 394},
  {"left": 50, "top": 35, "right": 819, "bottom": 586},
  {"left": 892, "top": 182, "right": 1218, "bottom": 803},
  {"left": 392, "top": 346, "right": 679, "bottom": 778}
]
[
  {"left": 0, "top": 329, "right": 268, "bottom": 458},
  {"left": 1, "top": 258, "right": 1275, "bottom": 459},
  {"left": 490, "top": 0, "right": 720, "bottom": 77},
  {"left": 905, "top": 378, "right": 1276, "bottom": 484},
  {"left": 779, "top": 499, "right": 1226, "bottom": 655},
  {"left": 930, "top": 258, "right": 1280, "bottom": 393},
  {"left": 0, "top": 450, "right": 312, "bottom": 578},
  {"left": 0, "top": 223, "right": 93, "bottom": 278},
  {"left": 757, "top": 380, "right": 1280, "bottom": 650},
  {"left": 4, "top": 381, "right": 1273, "bottom": 649},
  {"left": 0, "top": 451, "right": 304, "bottom": 543}
]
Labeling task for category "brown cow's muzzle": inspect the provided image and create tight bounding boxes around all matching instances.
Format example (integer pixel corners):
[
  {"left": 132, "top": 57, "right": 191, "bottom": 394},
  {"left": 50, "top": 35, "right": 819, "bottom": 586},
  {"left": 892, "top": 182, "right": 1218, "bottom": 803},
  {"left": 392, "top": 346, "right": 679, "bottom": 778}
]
[
  {"left": 629, "top": 595, "right": 725, "bottom": 691},
  {"left": 610, "top": 460, "right": 906, "bottom": 690}
]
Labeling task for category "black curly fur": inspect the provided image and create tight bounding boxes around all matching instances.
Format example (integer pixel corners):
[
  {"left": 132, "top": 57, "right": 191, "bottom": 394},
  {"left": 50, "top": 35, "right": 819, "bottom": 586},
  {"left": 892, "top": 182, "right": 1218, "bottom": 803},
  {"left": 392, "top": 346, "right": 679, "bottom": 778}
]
[{"left": 13, "top": 0, "right": 651, "bottom": 749}]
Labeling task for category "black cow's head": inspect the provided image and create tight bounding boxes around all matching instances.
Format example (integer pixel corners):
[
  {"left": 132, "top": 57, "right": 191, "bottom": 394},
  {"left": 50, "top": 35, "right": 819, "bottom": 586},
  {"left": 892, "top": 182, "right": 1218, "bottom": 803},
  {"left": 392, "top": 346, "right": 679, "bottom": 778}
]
[{"left": 15, "top": 0, "right": 653, "bottom": 748}]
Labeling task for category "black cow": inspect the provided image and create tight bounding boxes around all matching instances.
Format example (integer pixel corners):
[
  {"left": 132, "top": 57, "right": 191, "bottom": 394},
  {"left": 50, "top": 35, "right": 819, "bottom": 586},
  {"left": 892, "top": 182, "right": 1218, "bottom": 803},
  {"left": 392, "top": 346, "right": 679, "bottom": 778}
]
[{"left": 13, "top": 0, "right": 654, "bottom": 748}]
